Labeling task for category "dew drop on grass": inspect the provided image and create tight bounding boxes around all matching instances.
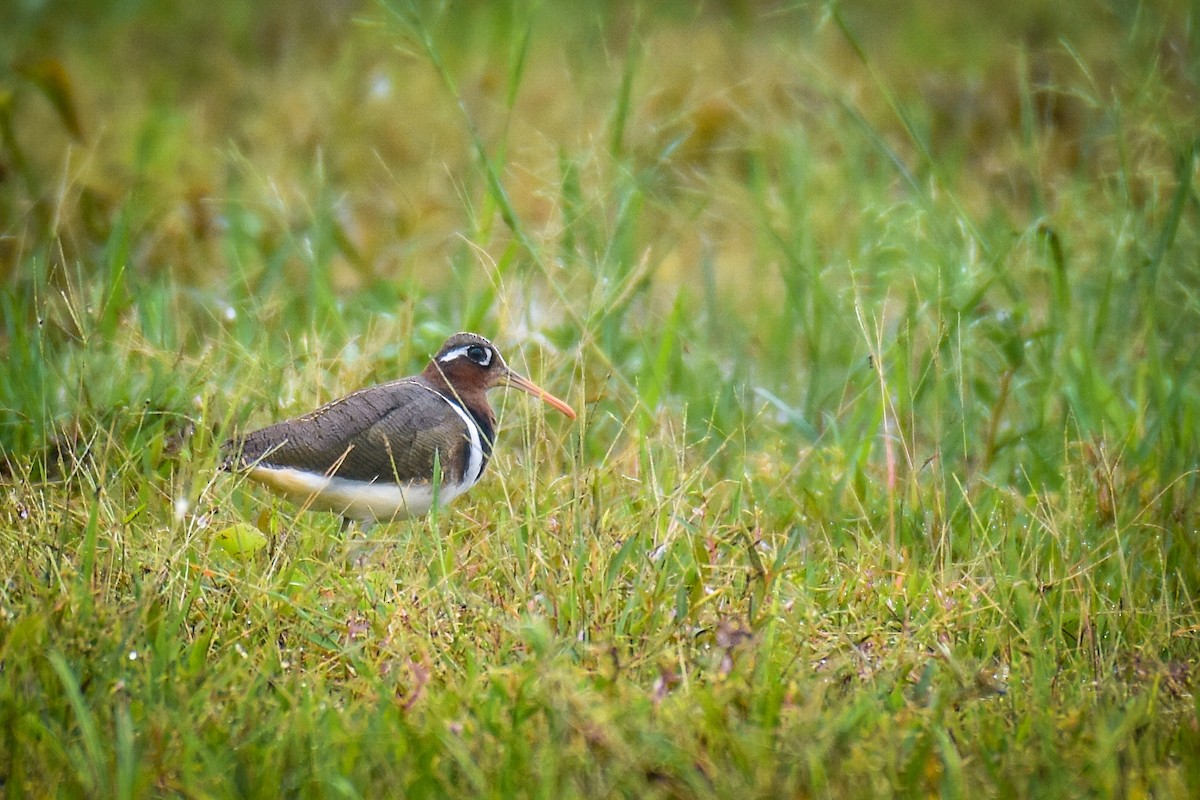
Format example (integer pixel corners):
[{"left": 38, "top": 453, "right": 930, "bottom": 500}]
[{"left": 369, "top": 72, "right": 392, "bottom": 99}]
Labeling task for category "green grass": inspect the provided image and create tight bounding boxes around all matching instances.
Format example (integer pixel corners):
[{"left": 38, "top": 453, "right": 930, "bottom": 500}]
[{"left": 2, "top": 0, "right": 1199, "bottom": 796}]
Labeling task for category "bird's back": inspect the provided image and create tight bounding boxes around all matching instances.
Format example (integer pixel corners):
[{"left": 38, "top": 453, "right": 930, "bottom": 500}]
[{"left": 223, "top": 378, "right": 493, "bottom": 486}]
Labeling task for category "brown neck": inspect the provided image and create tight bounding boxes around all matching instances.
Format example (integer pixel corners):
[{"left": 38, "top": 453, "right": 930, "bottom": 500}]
[{"left": 421, "top": 362, "right": 496, "bottom": 432}]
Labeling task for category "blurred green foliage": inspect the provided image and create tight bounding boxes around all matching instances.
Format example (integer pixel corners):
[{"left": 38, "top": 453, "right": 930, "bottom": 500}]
[{"left": 1, "top": 0, "right": 1198, "bottom": 796}]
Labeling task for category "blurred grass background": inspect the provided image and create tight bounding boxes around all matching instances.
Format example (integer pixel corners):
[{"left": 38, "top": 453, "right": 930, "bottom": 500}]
[{"left": 1, "top": 0, "right": 1199, "bottom": 796}]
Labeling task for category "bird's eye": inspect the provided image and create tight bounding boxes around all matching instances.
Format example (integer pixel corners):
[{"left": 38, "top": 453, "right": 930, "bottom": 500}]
[{"left": 467, "top": 345, "right": 491, "bottom": 366}]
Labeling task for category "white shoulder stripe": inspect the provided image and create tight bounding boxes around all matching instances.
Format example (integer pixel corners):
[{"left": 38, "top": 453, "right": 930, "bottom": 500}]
[{"left": 431, "top": 392, "right": 485, "bottom": 488}]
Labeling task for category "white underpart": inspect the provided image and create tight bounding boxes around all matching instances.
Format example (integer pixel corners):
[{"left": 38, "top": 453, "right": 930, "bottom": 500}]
[
  {"left": 244, "top": 392, "right": 487, "bottom": 524},
  {"left": 246, "top": 466, "right": 444, "bottom": 522}
]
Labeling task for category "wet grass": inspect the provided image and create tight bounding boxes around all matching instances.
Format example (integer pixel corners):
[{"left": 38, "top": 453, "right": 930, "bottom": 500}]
[{"left": 1, "top": 0, "right": 1199, "bottom": 796}]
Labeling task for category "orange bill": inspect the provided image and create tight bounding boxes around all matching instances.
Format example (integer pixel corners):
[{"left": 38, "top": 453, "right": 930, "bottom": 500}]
[{"left": 505, "top": 371, "right": 577, "bottom": 419}]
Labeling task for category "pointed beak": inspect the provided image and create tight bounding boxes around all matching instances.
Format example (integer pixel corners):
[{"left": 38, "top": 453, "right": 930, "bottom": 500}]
[{"left": 504, "top": 370, "right": 577, "bottom": 419}]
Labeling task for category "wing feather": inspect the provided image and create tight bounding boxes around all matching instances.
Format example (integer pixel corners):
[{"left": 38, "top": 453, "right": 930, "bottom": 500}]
[{"left": 225, "top": 380, "right": 472, "bottom": 484}]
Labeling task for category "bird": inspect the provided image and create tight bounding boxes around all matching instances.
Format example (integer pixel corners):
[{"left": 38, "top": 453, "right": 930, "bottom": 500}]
[{"left": 220, "top": 332, "right": 575, "bottom": 525}]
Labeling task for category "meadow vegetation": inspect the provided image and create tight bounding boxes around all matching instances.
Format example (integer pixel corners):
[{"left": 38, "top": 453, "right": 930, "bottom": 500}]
[{"left": 1, "top": 0, "right": 1198, "bottom": 796}]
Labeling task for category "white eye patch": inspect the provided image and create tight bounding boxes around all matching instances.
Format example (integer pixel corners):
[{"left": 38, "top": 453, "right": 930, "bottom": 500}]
[{"left": 438, "top": 344, "right": 492, "bottom": 366}]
